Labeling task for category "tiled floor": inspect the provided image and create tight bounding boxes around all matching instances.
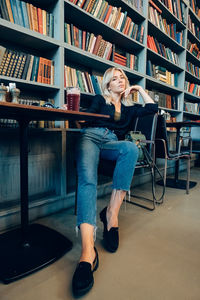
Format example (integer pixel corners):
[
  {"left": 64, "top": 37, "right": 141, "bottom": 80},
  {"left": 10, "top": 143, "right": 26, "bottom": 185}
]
[{"left": 1, "top": 168, "right": 200, "bottom": 300}]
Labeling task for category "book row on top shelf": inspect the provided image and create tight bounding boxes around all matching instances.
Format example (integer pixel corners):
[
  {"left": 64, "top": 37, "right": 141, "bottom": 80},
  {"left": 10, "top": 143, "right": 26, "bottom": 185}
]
[
  {"left": 188, "top": 11, "right": 200, "bottom": 41},
  {"left": 189, "top": 0, "right": 200, "bottom": 18},
  {"left": 68, "top": 0, "right": 144, "bottom": 20},
  {"left": 65, "top": 0, "right": 145, "bottom": 53},
  {"left": 148, "top": 0, "right": 186, "bottom": 46},
  {"left": 0, "top": 0, "right": 56, "bottom": 38},
  {"left": 0, "top": 0, "right": 61, "bottom": 107},
  {"left": 151, "top": 0, "right": 187, "bottom": 25}
]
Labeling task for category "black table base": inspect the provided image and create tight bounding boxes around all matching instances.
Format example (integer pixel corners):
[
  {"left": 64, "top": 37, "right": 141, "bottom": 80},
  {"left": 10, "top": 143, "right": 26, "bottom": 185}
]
[
  {"left": 157, "top": 178, "right": 197, "bottom": 190},
  {"left": 0, "top": 223, "right": 73, "bottom": 284},
  {"left": 0, "top": 103, "right": 109, "bottom": 284}
]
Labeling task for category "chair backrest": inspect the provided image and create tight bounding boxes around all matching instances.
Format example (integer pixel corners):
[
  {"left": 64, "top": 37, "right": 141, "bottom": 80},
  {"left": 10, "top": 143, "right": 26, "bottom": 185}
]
[
  {"left": 190, "top": 127, "right": 200, "bottom": 153},
  {"left": 134, "top": 113, "right": 158, "bottom": 156},
  {"left": 191, "top": 127, "right": 200, "bottom": 141},
  {"left": 155, "top": 114, "right": 170, "bottom": 158}
]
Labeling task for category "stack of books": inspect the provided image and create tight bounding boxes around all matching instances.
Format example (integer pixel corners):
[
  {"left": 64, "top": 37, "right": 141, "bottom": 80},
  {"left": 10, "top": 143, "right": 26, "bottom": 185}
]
[
  {"left": 113, "top": 52, "right": 127, "bottom": 67},
  {"left": 146, "top": 61, "right": 178, "bottom": 86}
]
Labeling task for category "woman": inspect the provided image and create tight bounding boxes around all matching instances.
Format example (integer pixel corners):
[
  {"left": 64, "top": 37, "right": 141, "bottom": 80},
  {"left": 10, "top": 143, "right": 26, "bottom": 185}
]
[{"left": 72, "top": 67, "right": 158, "bottom": 296}]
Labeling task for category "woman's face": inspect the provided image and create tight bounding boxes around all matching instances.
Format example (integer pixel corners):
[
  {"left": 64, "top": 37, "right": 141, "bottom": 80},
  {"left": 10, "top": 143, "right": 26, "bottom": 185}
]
[{"left": 108, "top": 70, "right": 126, "bottom": 95}]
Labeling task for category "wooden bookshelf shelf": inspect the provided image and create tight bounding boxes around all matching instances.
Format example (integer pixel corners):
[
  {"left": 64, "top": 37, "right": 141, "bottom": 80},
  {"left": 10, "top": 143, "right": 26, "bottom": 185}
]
[{"left": 1, "top": 0, "right": 200, "bottom": 231}]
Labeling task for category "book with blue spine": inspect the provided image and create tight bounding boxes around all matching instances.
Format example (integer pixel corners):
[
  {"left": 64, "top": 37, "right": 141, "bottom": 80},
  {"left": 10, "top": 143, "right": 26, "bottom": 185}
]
[
  {"left": 30, "top": 56, "right": 40, "bottom": 82},
  {"left": 10, "top": 0, "right": 20, "bottom": 25},
  {"left": 91, "top": 75, "right": 101, "bottom": 94},
  {"left": 20, "top": 1, "right": 30, "bottom": 29},
  {"left": 15, "top": 0, "right": 24, "bottom": 26}
]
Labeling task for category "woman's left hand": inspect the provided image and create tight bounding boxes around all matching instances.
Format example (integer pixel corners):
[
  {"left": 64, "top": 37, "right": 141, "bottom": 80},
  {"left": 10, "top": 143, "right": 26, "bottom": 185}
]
[{"left": 121, "top": 85, "right": 142, "bottom": 99}]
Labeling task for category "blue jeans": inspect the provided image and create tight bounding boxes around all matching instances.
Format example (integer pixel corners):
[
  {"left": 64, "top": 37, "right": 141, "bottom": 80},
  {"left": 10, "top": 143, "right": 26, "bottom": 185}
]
[{"left": 76, "top": 127, "right": 139, "bottom": 227}]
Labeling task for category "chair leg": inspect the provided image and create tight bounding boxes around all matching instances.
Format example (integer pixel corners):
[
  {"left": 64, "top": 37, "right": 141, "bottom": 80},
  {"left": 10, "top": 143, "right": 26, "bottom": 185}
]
[
  {"left": 74, "top": 174, "right": 78, "bottom": 215},
  {"left": 164, "top": 157, "right": 167, "bottom": 188},
  {"left": 127, "top": 165, "right": 156, "bottom": 211},
  {"left": 186, "top": 157, "right": 190, "bottom": 194}
]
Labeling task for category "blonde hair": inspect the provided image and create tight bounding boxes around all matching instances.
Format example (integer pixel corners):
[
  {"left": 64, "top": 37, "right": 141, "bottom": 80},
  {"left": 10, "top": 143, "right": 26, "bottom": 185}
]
[{"left": 101, "top": 67, "right": 134, "bottom": 106}]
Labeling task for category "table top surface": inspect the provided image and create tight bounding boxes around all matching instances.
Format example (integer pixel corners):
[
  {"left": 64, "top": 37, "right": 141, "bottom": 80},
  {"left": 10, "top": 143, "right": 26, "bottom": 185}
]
[
  {"left": 166, "top": 120, "right": 200, "bottom": 128},
  {"left": 0, "top": 101, "right": 110, "bottom": 121}
]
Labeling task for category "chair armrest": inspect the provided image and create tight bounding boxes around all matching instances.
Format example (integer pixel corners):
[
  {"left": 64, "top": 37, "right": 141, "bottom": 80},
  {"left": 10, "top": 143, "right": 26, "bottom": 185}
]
[
  {"left": 155, "top": 138, "right": 168, "bottom": 158},
  {"left": 141, "top": 140, "right": 154, "bottom": 144}
]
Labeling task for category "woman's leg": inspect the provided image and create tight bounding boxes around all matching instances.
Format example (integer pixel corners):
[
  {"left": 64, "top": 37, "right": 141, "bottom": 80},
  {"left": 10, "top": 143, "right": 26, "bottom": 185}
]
[
  {"left": 107, "top": 189, "right": 126, "bottom": 230},
  {"left": 79, "top": 223, "right": 96, "bottom": 264},
  {"left": 76, "top": 130, "right": 100, "bottom": 229},
  {"left": 101, "top": 140, "right": 139, "bottom": 230},
  {"left": 73, "top": 129, "right": 103, "bottom": 295},
  {"left": 76, "top": 131, "right": 100, "bottom": 262}
]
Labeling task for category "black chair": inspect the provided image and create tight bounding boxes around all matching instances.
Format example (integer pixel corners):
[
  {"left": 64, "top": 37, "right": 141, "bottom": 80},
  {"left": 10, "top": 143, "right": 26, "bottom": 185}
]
[
  {"left": 155, "top": 114, "right": 192, "bottom": 194},
  {"left": 74, "top": 113, "right": 165, "bottom": 214},
  {"left": 190, "top": 127, "right": 200, "bottom": 155},
  {"left": 97, "top": 113, "right": 165, "bottom": 211}
]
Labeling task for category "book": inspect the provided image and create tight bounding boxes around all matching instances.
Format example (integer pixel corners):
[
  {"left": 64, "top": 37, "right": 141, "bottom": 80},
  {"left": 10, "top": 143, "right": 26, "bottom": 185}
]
[
  {"left": 10, "top": 0, "right": 20, "bottom": 25},
  {"left": 91, "top": 74, "right": 102, "bottom": 94},
  {"left": 46, "top": 12, "right": 50, "bottom": 36},
  {"left": 0, "top": 0, "right": 10, "bottom": 21},
  {"left": 30, "top": 56, "right": 40, "bottom": 81},
  {"left": 26, "top": 54, "right": 34, "bottom": 81},
  {"left": 37, "top": 56, "right": 44, "bottom": 83},
  {"left": 1, "top": 49, "right": 12, "bottom": 76},
  {"left": 0, "top": 46, "right": 7, "bottom": 67},
  {"left": 49, "top": 13, "right": 54, "bottom": 37},
  {"left": 92, "top": 35, "right": 103, "bottom": 55},
  {"left": 32, "top": 4, "right": 39, "bottom": 32},
  {"left": 21, "top": 53, "right": 31, "bottom": 80},
  {"left": 5, "top": 0, "right": 14, "bottom": 23},
  {"left": 26, "top": 2, "right": 33, "bottom": 30},
  {"left": 37, "top": 7, "right": 43, "bottom": 34},
  {"left": 15, "top": 0, "right": 24, "bottom": 26},
  {"left": 21, "top": 1, "right": 30, "bottom": 29}
]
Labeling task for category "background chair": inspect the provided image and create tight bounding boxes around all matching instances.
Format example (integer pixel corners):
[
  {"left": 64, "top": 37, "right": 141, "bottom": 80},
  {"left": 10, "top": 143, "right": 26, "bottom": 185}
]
[
  {"left": 155, "top": 114, "right": 192, "bottom": 194},
  {"left": 190, "top": 127, "right": 200, "bottom": 165}
]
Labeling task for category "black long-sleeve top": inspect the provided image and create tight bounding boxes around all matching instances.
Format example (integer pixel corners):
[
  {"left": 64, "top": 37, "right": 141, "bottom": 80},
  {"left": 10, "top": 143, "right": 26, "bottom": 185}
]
[{"left": 83, "top": 95, "right": 158, "bottom": 139}]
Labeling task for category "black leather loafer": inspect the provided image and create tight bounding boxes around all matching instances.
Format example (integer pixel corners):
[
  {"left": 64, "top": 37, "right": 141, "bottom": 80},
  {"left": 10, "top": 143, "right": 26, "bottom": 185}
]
[
  {"left": 72, "top": 247, "right": 99, "bottom": 297},
  {"left": 100, "top": 207, "right": 119, "bottom": 253}
]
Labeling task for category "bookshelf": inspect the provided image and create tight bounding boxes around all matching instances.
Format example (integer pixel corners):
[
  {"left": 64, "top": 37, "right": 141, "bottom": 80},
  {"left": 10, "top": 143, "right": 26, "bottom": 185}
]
[{"left": 1, "top": 0, "right": 200, "bottom": 230}]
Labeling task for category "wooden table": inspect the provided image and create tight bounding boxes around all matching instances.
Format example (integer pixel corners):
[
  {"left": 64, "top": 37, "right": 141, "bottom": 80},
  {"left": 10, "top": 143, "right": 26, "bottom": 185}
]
[
  {"left": 0, "top": 102, "right": 109, "bottom": 283},
  {"left": 165, "top": 121, "right": 200, "bottom": 189}
]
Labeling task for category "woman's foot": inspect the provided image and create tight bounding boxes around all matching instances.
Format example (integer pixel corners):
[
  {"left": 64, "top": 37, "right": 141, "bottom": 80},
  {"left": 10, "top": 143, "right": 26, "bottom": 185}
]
[
  {"left": 72, "top": 247, "right": 99, "bottom": 297},
  {"left": 100, "top": 207, "right": 119, "bottom": 253}
]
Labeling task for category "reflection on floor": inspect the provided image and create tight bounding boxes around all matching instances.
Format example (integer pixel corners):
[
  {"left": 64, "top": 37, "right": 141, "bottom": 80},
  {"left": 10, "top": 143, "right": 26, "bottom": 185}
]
[{"left": 1, "top": 168, "right": 200, "bottom": 300}]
